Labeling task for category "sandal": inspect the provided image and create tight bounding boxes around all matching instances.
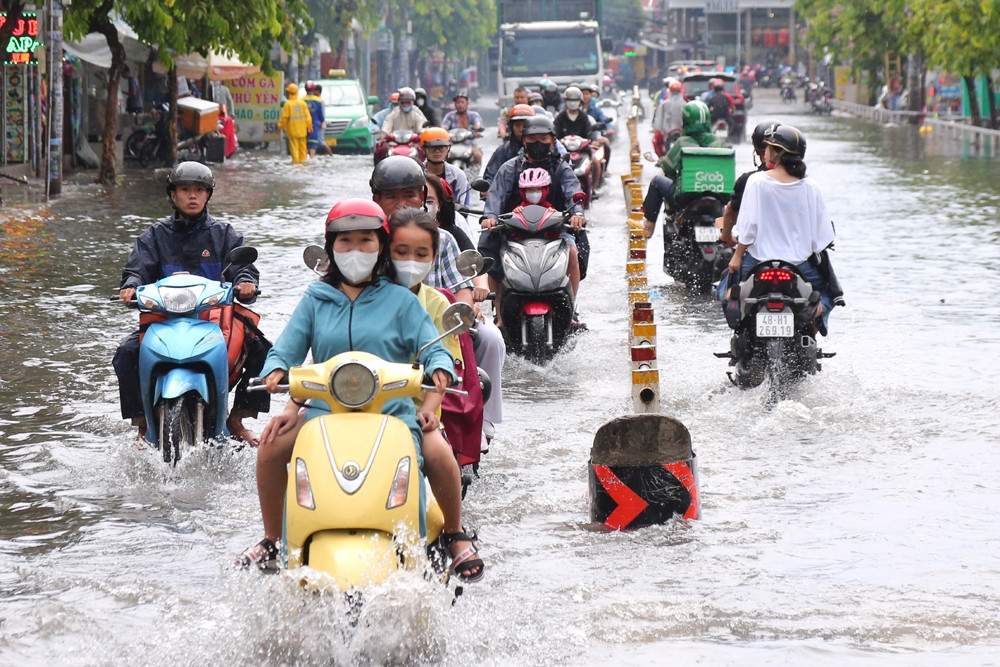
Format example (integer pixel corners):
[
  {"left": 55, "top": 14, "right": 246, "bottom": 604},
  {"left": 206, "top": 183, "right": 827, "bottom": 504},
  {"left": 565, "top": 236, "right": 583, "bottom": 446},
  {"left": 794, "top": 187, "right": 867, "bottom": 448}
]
[
  {"left": 441, "top": 530, "right": 485, "bottom": 583},
  {"left": 236, "top": 538, "right": 279, "bottom": 571}
]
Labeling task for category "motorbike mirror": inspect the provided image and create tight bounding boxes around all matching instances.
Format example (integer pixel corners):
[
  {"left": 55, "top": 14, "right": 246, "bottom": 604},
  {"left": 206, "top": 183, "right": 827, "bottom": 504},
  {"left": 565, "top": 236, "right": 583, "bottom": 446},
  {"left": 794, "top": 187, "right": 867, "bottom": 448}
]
[
  {"left": 455, "top": 249, "right": 485, "bottom": 277},
  {"left": 415, "top": 302, "right": 477, "bottom": 365},
  {"left": 303, "top": 244, "right": 329, "bottom": 275},
  {"left": 470, "top": 178, "right": 490, "bottom": 193},
  {"left": 572, "top": 191, "right": 588, "bottom": 207},
  {"left": 222, "top": 246, "right": 258, "bottom": 281}
]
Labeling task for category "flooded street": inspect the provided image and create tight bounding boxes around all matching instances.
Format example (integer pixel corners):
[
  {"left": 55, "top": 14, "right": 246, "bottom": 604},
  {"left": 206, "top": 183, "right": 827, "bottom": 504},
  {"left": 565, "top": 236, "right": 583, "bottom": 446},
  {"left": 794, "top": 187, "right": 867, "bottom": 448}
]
[{"left": 2, "top": 88, "right": 999, "bottom": 665}]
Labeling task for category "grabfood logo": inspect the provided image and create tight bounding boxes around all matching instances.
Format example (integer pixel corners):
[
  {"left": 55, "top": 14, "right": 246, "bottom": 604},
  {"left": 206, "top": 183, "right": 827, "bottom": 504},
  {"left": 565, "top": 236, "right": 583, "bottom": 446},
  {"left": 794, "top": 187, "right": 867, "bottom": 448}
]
[{"left": 693, "top": 170, "right": 726, "bottom": 192}]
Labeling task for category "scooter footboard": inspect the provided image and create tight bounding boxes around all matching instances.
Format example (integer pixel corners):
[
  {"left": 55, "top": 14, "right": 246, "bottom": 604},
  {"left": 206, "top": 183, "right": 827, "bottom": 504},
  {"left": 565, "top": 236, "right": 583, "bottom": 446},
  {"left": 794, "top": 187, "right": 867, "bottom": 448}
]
[{"left": 306, "top": 530, "right": 399, "bottom": 590}]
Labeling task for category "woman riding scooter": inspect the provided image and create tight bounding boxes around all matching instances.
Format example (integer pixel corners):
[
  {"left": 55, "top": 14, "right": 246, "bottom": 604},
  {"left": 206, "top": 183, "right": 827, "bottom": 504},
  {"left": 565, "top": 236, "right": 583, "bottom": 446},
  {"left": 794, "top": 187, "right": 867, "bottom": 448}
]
[{"left": 239, "top": 199, "right": 485, "bottom": 582}]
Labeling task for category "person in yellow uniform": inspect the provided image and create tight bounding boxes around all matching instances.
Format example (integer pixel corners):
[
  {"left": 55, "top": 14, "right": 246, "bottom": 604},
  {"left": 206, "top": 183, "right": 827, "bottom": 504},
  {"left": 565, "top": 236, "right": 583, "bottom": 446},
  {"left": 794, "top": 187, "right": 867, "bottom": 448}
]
[{"left": 278, "top": 83, "right": 312, "bottom": 164}]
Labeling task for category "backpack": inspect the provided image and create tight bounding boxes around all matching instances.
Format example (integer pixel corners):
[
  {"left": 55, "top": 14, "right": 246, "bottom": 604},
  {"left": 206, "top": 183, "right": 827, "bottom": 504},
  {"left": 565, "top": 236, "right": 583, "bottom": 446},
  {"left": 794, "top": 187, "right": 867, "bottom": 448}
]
[{"left": 708, "top": 92, "right": 729, "bottom": 120}]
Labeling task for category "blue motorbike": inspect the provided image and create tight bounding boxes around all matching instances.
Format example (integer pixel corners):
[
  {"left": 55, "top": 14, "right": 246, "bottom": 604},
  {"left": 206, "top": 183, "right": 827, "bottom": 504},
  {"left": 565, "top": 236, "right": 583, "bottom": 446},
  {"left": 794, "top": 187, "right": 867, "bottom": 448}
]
[{"left": 135, "top": 247, "right": 258, "bottom": 464}]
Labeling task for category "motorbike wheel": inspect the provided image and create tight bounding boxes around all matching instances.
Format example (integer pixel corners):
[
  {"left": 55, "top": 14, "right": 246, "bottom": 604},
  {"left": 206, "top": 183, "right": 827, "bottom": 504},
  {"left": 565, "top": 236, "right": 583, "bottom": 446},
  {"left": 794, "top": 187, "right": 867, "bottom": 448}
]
[
  {"left": 525, "top": 315, "right": 552, "bottom": 363},
  {"left": 158, "top": 393, "right": 201, "bottom": 465},
  {"left": 138, "top": 138, "right": 160, "bottom": 168},
  {"left": 125, "top": 130, "right": 148, "bottom": 157}
]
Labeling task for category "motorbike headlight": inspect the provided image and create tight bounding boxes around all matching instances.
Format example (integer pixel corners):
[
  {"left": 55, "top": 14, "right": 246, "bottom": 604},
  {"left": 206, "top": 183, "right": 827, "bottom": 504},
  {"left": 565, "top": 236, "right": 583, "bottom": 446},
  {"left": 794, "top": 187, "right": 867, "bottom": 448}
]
[
  {"left": 295, "top": 457, "right": 315, "bottom": 510},
  {"left": 351, "top": 116, "right": 368, "bottom": 129},
  {"left": 158, "top": 285, "right": 204, "bottom": 313},
  {"left": 329, "top": 361, "right": 378, "bottom": 408},
  {"left": 563, "top": 137, "right": 582, "bottom": 151}
]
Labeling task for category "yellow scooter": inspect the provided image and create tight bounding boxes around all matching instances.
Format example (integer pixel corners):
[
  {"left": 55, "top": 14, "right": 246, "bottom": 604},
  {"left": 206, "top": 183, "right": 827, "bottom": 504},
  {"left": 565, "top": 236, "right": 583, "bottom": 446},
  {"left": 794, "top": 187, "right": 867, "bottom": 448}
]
[{"left": 256, "top": 300, "right": 476, "bottom": 591}]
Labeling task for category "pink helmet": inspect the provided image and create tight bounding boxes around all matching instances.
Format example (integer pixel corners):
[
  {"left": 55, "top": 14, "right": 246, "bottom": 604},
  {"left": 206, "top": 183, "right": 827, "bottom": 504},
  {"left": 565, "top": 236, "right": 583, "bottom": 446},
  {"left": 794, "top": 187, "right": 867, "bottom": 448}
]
[{"left": 518, "top": 167, "right": 552, "bottom": 189}]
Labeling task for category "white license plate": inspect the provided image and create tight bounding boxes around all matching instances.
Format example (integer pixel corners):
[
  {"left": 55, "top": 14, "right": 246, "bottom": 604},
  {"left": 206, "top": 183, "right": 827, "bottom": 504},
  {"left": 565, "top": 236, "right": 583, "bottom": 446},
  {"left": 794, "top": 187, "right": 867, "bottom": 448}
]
[
  {"left": 694, "top": 226, "right": 719, "bottom": 243},
  {"left": 756, "top": 311, "right": 794, "bottom": 338}
]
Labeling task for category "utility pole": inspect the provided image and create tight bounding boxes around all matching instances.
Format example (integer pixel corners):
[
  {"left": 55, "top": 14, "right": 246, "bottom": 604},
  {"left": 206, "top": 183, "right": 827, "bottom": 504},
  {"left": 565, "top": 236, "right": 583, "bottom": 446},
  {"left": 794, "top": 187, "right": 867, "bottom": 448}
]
[{"left": 46, "top": 0, "right": 64, "bottom": 197}]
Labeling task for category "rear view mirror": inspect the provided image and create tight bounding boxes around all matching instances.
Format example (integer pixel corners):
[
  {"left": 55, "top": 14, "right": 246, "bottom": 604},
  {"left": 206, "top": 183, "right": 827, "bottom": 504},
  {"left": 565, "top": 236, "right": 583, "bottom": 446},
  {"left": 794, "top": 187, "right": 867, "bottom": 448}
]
[
  {"left": 470, "top": 178, "right": 490, "bottom": 193},
  {"left": 572, "top": 191, "right": 588, "bottom": 206},
  {"left": 226, "top": 246, "right": 258, "bottom": 266},
  {"left": 303, "top": 244, "right": 329, "bottom": 275},
  {"left": 455, "top": 249, "right": 486, "bottom": 277}
]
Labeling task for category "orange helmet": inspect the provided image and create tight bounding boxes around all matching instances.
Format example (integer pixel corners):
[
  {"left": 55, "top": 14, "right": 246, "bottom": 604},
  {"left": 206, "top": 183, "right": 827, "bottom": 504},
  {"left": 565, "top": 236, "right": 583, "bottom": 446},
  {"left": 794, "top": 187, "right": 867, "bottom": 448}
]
[
  {"left": 389, "top": 91, "right": 400, "bottom": 103},
  {"left": 509, "top": 104, "right": 535, "bottom": 122},
  {"left": 420, "top": 126, "right": 452, "bottom": 147},
  {"left": 669, "top": 80, "right": 683, "bottom": 92}
]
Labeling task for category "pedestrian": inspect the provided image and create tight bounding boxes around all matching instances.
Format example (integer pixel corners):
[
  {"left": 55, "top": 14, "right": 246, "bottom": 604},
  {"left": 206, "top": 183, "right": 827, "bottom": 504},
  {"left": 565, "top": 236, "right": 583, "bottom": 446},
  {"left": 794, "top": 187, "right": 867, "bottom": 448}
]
[
  {"left": 123, "top": 65, "right": 143, "bottom": 115},
  {"left": 302, "top": 81, "right": 330, "bottom": 157},
  {"left": 278, "top": 83, "right": 312, "bottom": 164}
]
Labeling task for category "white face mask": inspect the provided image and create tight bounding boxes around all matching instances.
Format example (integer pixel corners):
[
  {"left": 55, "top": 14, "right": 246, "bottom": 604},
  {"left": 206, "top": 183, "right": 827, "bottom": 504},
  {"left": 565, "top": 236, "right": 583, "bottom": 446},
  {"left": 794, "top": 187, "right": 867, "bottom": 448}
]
[
  {"left": 565, "top": 100, "right": 581, "bottom": 111},
  {"left": 425, "top": 203, "right": 440, "bottom": 220},
  {"left": 392, "top": 259, "right": 433, "bottom": 288},
  {"left": 525, "top": 190, "right": 543, "bottom": 204},
  {"left": 333, "top": 250, "right": 379, "bottom": 284}
]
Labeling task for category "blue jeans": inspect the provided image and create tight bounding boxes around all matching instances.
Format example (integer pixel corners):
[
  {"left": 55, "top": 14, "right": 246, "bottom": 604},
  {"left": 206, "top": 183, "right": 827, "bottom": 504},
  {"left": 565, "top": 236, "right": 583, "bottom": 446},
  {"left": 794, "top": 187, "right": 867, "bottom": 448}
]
[
  {"left": 642, "top": 174, "right": 675, "bottom": 224},
  {"left": 716, "top": 253, "right": 833, "bottom": 329}
]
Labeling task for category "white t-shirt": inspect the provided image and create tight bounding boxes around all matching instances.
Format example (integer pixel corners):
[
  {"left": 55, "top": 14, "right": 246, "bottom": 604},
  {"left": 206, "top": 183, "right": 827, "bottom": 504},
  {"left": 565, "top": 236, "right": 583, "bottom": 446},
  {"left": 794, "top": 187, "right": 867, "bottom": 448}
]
[{"left": 734, "top": 171, "right": 835, "bottom": 264}]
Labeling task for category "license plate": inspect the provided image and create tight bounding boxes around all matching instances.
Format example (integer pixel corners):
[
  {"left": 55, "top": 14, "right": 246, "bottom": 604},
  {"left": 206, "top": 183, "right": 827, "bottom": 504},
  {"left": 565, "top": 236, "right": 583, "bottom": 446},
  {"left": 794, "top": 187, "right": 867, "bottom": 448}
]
[
  {"left": 756, "top": 312, "right": 793, "bottom": 337},
  {"left": 325, "top": 137, "right": 338, "bottom": 146},
  {"left": 694, "top": 226, "right": 719, "bottom": 243}
]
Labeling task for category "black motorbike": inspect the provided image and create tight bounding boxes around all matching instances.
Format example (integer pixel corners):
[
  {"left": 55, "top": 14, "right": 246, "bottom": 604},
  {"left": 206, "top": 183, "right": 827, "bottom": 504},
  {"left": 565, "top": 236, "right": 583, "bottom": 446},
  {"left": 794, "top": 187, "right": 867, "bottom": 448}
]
[
  {"left": 663, "top": 194, "right": 733, "bottom": 293},
  {"left": 137, "top": 103, "right": 211, "bottom": 168},
  {"left": 716, "top": 260, "right": 835, "bottom": 397}
]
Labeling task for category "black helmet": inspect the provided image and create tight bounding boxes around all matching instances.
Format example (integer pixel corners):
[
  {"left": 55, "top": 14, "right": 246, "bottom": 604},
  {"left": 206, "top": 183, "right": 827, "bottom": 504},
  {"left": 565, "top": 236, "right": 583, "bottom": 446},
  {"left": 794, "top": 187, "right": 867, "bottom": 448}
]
[
  {"left": 764, "top": 124, "right": 806, "bottom": 157},
  {"left": 523, "top": 115, "right": 555, "bottom": 136},
  {"left": 751, "top": 122, "right": 779, "bottom": 151},
  {"left": 414, "top": 86, "right": 427, "bottom": 99},
  {"left": 370, "top": 155, "right": 426, "bottom": 193},
  {"left": 166, "top": 161, "right": 215, "bottom": 202}
]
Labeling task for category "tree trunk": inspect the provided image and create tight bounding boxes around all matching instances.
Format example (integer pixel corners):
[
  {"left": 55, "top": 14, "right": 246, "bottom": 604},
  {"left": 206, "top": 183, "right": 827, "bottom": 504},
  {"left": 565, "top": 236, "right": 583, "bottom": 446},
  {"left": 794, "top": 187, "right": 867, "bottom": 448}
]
[
  {"left": 91, "top": 13, "right": 126, "bottom": 185},
  {"left": 964, "top": 75, "right": 981, "bottom": 127},
  {"left": 167, "top": 69, "right": 179, "bottom": 164}
]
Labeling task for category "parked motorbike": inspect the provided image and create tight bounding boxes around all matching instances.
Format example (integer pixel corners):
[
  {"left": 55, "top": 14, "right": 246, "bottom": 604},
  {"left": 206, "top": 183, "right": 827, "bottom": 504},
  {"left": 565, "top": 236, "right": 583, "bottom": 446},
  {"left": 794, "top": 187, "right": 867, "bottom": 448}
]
[
  {"left": 136, "top": 103, "right": 213, "bottom": 168},
  {"left": 251, "top": 302, "right": 476, "bottom": 592},
  {"left": 560, "top": 134, "right": 602, "bottom": 208},
  {"left": 663, "top": 195, "right": 733, "bottom": 293},
  {"left": 491, "top": 197, "right": 586, "bottom": 362},
  {"left": 374, "top": 129, "right": 425, "bottom": 165},
  {"left": 131, "top": 246, "right": 260, "bottom": 464},
  {"left": 716, "top": 260, "right": 835, "bottom": 397},
  {"left": 445, "top": 127, "right": 481, "bottom": 184}
]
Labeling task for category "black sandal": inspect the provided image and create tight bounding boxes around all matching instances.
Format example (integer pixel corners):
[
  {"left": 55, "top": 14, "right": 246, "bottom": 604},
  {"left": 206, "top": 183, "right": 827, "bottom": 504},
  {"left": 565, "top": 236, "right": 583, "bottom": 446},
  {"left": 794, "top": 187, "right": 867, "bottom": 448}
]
[
  {"left": 236, "top": 538, "right": 279, "bottom": 571},
  {"left": 441, "top": 530, "right": 485, "bottom": 583}
]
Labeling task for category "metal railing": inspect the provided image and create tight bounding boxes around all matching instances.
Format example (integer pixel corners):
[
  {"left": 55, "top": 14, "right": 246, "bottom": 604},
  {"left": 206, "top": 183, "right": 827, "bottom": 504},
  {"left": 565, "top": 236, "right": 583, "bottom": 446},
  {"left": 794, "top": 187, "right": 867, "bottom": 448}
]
[{"left": 831, "top": 98, "right": 1000, "bottom": 153}]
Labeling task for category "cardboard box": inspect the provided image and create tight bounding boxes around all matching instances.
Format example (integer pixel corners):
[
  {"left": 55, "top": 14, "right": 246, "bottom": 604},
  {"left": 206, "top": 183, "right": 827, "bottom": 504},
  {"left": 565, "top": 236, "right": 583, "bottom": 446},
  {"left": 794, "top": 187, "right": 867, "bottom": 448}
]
[
  {"left": 178, "top": 97, "right": 220, "bottom": 134},
  {"left": 676, "top": 146, "right": 736, "bottom": 195}
]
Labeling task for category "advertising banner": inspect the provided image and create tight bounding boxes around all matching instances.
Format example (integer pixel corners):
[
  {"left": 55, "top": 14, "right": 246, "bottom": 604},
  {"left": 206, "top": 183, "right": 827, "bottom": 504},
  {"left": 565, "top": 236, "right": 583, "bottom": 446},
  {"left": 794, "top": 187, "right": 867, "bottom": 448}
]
[{"left": 229, "top": 72, "right": 283, "bottom": 143}]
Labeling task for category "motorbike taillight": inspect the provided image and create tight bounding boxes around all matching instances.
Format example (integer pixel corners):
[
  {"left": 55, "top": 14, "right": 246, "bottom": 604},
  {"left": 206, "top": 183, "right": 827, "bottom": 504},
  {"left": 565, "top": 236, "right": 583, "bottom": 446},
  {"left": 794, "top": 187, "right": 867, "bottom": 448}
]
[
  {"left": 545, "top": 230, "right": 559, "bottom": 240},
  {"left": 766, "top": 300, "right": 785, "bottom": 312},
  {"left": 757, "top": 268, "right": 794, "bottom": 283}
]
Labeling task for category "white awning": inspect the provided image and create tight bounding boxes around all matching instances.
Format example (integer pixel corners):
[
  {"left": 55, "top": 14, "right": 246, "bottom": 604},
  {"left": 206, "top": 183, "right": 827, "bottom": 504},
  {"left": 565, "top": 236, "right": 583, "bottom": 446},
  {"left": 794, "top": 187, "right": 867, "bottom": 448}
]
[{"left": 62, "top": 21, "right": 149, "bottom": 68}]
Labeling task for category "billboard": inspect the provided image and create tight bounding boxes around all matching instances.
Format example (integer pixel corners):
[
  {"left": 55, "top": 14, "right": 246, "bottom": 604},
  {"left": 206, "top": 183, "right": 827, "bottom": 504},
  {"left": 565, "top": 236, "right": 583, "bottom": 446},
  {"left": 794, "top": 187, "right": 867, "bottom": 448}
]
[{"left": 229, "top": 72, "right": 284, "bottom": 143}]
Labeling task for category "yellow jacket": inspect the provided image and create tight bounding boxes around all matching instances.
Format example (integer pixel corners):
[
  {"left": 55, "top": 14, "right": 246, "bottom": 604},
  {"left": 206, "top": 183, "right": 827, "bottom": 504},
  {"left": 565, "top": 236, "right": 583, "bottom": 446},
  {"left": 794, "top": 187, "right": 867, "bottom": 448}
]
[
  {"left": 414, "top": 284, "right": 463, "bottom": 418},
  {"left": 279, "top": 96, "right": 313, "bottom": 138}
]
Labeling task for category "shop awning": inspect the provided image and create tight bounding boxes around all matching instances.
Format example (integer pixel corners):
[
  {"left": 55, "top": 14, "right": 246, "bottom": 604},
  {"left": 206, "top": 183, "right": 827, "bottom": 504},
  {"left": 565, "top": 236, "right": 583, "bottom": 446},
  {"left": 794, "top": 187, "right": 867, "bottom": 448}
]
[
  {"left": 63, "top": 20, "right": 149, "bottom": 68},
  {"left": 163, "top": 51, "right": 261, "bottom": 81}
]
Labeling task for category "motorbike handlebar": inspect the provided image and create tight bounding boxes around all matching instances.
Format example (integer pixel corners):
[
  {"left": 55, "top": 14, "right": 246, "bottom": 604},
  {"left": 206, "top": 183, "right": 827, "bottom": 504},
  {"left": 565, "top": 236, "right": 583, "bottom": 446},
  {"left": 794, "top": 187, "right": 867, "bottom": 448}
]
[
  {"left": 421, "top": 384, "right": 469, "bottom": 396},
  {"left": 247, "top": 377, "right": 289, "bottom": 393}
]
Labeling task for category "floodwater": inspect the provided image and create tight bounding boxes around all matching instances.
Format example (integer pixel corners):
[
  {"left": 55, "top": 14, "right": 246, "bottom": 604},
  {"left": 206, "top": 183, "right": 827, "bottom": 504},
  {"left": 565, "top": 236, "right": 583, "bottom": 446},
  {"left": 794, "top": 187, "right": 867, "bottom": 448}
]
[{"left": 1, "top": 88, "right": 999, "bottom": 665}]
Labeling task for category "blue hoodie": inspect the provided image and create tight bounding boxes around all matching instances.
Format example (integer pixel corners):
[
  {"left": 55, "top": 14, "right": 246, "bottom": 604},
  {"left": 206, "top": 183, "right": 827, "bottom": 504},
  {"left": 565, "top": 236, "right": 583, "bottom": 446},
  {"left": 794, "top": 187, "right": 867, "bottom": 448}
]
[{"left": 261, "top": 277, "right": 456, "bottom": 449}]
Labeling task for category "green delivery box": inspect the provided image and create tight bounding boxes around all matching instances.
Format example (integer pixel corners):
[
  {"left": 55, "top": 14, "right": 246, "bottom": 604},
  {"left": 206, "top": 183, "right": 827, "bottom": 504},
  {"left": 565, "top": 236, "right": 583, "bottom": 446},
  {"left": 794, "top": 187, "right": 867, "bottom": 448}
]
[{"left": 676, "top": 146, "right": 736, "bottom": 195}]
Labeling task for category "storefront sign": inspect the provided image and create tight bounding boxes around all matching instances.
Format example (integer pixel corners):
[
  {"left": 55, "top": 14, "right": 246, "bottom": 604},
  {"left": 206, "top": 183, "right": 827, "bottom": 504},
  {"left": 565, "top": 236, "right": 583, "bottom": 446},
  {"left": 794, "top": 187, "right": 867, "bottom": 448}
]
[
  {"left": 229, "top": 72, "right": 284, "bottom": 143},
  {"left": 1, "top": 12, "right": 43, "bottom": 65}
]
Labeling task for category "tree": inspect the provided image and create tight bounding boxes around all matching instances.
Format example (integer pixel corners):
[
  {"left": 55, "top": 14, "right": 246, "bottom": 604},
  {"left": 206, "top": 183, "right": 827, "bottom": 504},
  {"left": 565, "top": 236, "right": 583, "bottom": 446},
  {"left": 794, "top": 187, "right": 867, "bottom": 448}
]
[
  {"left": 64, "top": 0, "right": 312, "bottom": 185},
  {"left": 908, "top": 0, "right": 1000, "bottom": 127}
]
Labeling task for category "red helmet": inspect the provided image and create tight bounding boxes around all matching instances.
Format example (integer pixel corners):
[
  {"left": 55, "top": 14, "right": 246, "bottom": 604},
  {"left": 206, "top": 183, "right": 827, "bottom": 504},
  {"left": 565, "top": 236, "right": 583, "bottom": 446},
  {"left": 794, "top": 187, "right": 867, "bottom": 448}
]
[
  {"left": 668, "top": 80, "right": 683, "bottom": 92},
  {"left": 509, "top": 104, "right": 535, "bottom": 122},
  {"left": 325, "top": 199, "right": 389, "bottom": 234},
  {"left": 389, "top": 91, "right": 400, "bottom": 102}
]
